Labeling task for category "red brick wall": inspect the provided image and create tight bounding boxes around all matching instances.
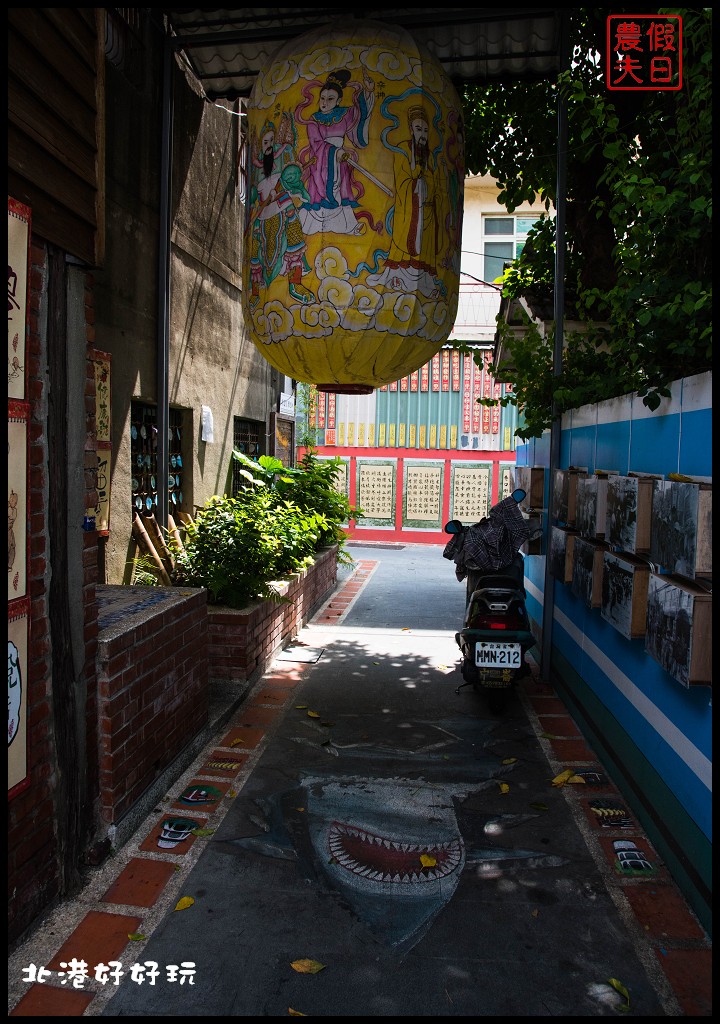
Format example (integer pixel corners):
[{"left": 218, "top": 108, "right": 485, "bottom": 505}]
[
  {"left": 208, "top": 545, "right": 338, "bottom": 684},
  {"left": 96, "top": 590, "right": 209, "bottom": 823}
]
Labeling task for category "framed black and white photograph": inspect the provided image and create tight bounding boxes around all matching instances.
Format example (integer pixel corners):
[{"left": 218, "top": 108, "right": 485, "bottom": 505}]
[
  {"left": 553, "top": 468, "right": 587, "bottom": 526},
  {"left": 576, "top": 473, "right": 615, "bottom": 540},
  {"left": 645, "top": 573, "right": 712, "bottom": 687},
  {"left": 571, "top": 537, "right": 607, "bottom": 608},
  {"left": 649, "top": 480, "right": 712, "bottom": 579},
  {"left": 549, "top": 526, "right": 577, "bottom": 584},
  {"left": 513, "top": 465, "right": 545, "bottom": 510},
  {"left": 605, "top": 474, "right": 654, "bottom": 554},
  {"left": 552, "top": 469, "right": 569, "bottom": 524},
  {"left": 601, "top": 551, "right": 650, "bottom": 639}
]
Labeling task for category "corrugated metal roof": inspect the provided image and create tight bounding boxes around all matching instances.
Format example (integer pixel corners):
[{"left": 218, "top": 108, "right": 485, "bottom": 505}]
[{"left": 163, "top": 7, "right": 565, "bottom": 99}]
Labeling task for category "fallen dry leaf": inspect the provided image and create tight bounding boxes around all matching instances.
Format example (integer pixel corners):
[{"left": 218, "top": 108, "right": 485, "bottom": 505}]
[
  {"left": 230, "top": 738, "right": 245, "bottom": 747},
  {"left": 174, "top": 896, "right": 195, "bottom": 912},
  {"left": 191, "top": 827, "right": 216, "bottom": 837},
  {"left": 290, "top": 959, "right": 326, "bottom": 975},
  {"left": 419, "top": 854, "right": 436, "bottom": 868},
  {"left": 608, "top": 977, "right": 631, "bottom": 1011},
  {"left": 288, "top": 1010, "right": 307, "bottom": 1016},
  {"left": 127, "top": 932, "right": 146, "bottom": 941},
  {"left": 307, "top": 710, "right": 320, "bottom": 719},
  {"left": 502, "top": 757, "right": 518, "bottom": 765},
  {"left": 551, "top": 769, "right": 575, "bottom": 787},
  {"left": 498, "top": 782, "right": 510, "bottom": 795}
]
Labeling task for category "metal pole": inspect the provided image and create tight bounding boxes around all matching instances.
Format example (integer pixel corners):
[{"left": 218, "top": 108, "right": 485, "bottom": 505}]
[
  {"left": 540, "top": 14, "right": 569, "bottom": 682},
  {"left": 156, "top": 30, "right": 173, "bottom": 533}
]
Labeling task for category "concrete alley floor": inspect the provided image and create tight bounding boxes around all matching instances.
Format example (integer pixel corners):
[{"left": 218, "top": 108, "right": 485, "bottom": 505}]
[{"left": 8, "top": 544, "right": 711, "bottom": 1016}]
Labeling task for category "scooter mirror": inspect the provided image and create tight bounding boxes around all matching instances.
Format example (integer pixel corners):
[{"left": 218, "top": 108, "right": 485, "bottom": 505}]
[
  {"left": 444, "top": 520, "right": 463, "bottom": 534},
  {"left": 511, "top": 488, "right": 527, "bottom": 503}
]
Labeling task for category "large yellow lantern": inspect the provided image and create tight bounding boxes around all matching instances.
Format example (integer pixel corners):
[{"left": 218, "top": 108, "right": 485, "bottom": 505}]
[{"left": 242, "top": 19, "right": 464, "bottom": 393}]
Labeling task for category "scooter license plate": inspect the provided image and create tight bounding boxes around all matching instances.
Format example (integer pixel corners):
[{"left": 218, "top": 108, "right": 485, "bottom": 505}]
[{"left": 475, "top": 642, "right": 522, "bottom": 669}]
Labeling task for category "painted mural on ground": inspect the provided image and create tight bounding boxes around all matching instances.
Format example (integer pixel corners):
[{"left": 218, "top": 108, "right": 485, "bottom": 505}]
[{"left": 221, "top": 717, "right": 566, "bottom": 953}]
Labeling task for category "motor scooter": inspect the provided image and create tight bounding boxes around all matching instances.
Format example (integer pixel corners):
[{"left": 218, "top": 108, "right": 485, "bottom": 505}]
[{"left": 443, "top": 489, "right": 541, "bottom": 712}]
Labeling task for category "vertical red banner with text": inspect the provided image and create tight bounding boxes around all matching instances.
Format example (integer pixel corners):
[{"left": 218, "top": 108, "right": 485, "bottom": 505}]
[{"left": 462, "top": 355, "right": 472, "bottom": 433}]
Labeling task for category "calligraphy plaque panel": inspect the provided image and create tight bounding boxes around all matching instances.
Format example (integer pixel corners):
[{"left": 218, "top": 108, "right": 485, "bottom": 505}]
[
  {"left": 357, "top": 461, "right": 396, "bottom": 525},
  {"left": 403, "top": 463, "right": 442, "bottom": 527},
  {"left": 451, "top": 464, "right": 490, "bottom": 523},
  {"left": 93, "top": 353, "right": 112, "bottom": 447},
  {"left": 500, "top": 465, "right": 514, "bottom": 500}
]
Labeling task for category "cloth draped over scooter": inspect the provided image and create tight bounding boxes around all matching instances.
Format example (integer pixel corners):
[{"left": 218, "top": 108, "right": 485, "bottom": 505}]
[{"left": 443, "top": 495, "right": 537, "bottom": 581}]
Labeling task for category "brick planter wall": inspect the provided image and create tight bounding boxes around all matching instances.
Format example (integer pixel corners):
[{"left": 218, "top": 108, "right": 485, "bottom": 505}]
[
  {"left": 96, "top": 586, "right": 208, "bottom": 824},
  {"left": 208, "top": 545, "right": 338, "bottom": 685}
]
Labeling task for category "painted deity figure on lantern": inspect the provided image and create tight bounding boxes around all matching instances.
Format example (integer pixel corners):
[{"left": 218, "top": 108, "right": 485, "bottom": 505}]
[
  {"left": 242, "top": 19, "right": 464, "bottom": 392},
  {"left": 366, "top": 104, "right": 443, "bottom": 299},
  {"left": 247, "top": 114, "right": 315, "bottom": 308},
  {"left": 295, "top": 68, "right": 379, "bottom": 237}
]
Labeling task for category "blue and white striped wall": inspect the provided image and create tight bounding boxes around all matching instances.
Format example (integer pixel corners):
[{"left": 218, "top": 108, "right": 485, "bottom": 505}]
[{"left": 517, "top": 371, "right": 712, "bottom": 934}]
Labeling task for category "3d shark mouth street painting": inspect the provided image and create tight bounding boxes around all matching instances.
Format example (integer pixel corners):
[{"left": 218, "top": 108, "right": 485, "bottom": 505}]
[
  {"left": 328, "top": 822, "right": 463, "bottom": 884},
  {"left": 222, "top": 718, "right": 567, "bottom": 953}
]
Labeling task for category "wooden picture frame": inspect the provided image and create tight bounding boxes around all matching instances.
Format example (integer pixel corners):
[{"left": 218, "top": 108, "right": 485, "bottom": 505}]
[
  {"left": 601, "top": 550, "right": 651, "bottom": 639},
  {"left": 552, "top": 467, "right": 587, "bottom": 526},
  {"left": 645, "top": 573, "right": 712, "bottom": 687},
  {"left": 576, "top": 471, "right": 617, "bottom": 540},
  {"left": 606, "top": 473, "right": 657, "bottom": 554},
  {"left": 649, "top": 480, "right": 712, "bottom": 579},
  {"left": 571, "top": 537, "right": 608, "bottom": 608},
  {"left": 513, "top": 465, "right": 545, "bottom": 511},
  {"left": 549, "top": 526, "right": 578, "bottom": 584}
]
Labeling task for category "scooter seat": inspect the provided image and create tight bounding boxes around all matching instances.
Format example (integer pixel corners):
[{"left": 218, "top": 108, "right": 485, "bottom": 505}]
[{"left": 472, "top": 575, "right": 524, "bottom": 593}]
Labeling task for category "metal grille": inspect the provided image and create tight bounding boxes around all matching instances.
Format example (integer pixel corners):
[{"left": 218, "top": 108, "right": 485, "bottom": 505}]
[
  {"left": 232, "top": 417, "right": 265, "bottom": 495},
  {"left": 130, "top": 403, "right": 184, "bottom": 517}
]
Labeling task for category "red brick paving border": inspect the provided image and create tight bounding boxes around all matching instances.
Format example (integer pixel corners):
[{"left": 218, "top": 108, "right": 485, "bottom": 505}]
[
  {"left": 10, "top": 984, "right": 96, "bottom": 1016},
  {"left": 47, "top": 910, "right": 143, "bottom": 972},
  {"left": 654, "top": 948, "right": 712, "bottom": 1016},
  {"left": 101, "top": 858, "right": 179, "bottom": 908}
]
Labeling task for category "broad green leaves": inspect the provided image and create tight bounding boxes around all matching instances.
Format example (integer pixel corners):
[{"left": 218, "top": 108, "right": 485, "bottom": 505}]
[{"left": 172, "top": 449, "right": 362, "bottom": 608}]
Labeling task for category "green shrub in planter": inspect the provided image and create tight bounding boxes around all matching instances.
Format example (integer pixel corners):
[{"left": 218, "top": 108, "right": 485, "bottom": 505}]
[
  {"left": 231, "top": 448, "right": 361, "bottom": 563},
  {"left": 170, "top": 448, "right": 361, "bottom": 608},
  {"left": 172, "top": 490, "right": 319, "bottom": 608}
]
